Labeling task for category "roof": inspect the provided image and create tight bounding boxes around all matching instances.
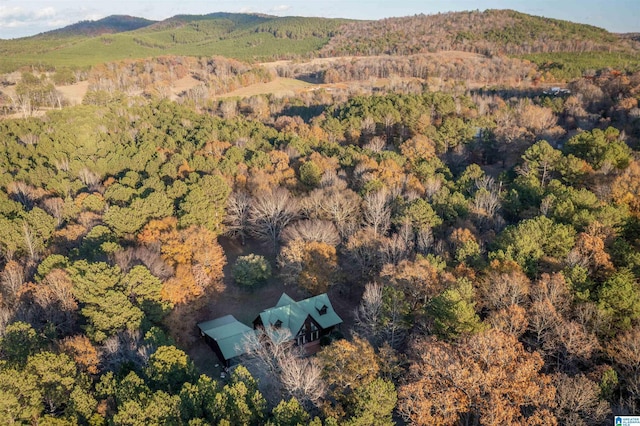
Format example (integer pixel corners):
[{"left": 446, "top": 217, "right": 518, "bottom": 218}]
[
  {"left": 257, "top": 293, "right": 342, "bottom": 337},
  {"left": 197, "top": 315, "right": 256, "bottom": 361}
]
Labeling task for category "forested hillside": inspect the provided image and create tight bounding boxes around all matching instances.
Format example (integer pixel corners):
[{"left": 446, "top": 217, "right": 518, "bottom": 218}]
[
  {"left": 320, "top": 9, "right": 627, "bottom": 56},
  {"left": 1, "top": 9, "right": 639, "bottom": 78}
]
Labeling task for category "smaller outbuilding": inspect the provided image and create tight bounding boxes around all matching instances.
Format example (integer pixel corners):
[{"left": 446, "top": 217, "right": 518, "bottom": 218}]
[{"left": 197, "top": 315, "right": 256, "bottom": 367}]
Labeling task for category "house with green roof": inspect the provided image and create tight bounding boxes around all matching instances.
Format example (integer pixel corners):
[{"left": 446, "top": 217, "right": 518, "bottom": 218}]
[
  {"left": 253, "top": 293, "right": 343, "bottom": 347},
  {"left": 197, "top": 315, "right": 257, "bottom": 367}
]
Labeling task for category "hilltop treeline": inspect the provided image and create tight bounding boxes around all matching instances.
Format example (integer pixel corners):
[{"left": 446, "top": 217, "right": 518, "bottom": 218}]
[
  {"left": 0, "top": 59, "right": 639, "bottom": 424},
  {"left": 321, "top": 9, "right": 628, "bottom": 57}
]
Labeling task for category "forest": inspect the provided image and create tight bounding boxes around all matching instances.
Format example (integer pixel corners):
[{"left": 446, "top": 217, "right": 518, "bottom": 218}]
[{"left": 1, "top": 9, "right": 640, "bottom": 426}]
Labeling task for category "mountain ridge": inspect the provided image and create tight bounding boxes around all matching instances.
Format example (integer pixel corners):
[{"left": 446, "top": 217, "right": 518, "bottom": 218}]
[{"left": 0, "top": 10, "right": 637, "bottom": 74}]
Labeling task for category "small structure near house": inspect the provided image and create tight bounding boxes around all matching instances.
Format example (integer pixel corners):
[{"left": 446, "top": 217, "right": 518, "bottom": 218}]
[
  {"left": 253, "top": 293, "right": 343, "bottom": 347},
  {"left": 197, "top": 314, "right": 256, "bottom": 367}
]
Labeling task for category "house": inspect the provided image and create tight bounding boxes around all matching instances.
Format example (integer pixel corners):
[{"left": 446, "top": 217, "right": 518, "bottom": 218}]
[
  {"left": 253, "top": 293, "right": 343, "bottom": 348},
  {"left": 197, "top": 315, "right": 256, "bottom": 367}
]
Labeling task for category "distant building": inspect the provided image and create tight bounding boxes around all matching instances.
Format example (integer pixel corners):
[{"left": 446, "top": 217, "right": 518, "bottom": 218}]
[{"left": 543, "top": 87, "right": 571, "bottom": 96}]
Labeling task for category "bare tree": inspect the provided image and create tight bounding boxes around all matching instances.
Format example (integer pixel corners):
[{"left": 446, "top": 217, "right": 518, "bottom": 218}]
[
  {"left": 354, "top": 282, "right": 384, "bottom": 341},
  {"left": 362, "top": 189, "right": 391, "bottom": 236},
  {"left": 302, "top": 186, "right": 361, "bottom": 240},
  {"left": 554, "top": 373, "right": 610, "bottom": 425},
  {"left": 242, "top": 327, "right": 325, "bottom": 409},
  {"left": 481, "top": 269, "right": 531, "bottom": 311},
  {"left": 225, "top": 191, "right": 252, "bottom": 244},
  {"left": 249, "top": 187, "right": 299, "bottom": 251},
  {"left": 101, "top": 329, "right": 151, "bottom": 371},
  {"left": 281, "top": 219, "right": 340, "bottom": 246},
  {"left": 0, "top": 261, "right": 24, "bottom": 306}
]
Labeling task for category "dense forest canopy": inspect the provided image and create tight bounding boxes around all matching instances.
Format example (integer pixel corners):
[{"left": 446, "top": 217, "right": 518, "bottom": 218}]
[{"left": 1, "top": 7, "right": 640, "bottom": 426}]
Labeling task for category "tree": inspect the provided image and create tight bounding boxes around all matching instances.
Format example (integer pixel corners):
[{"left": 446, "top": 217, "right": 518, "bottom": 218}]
[
  {"left": 68, "top": 261, "right": 144, "bottom": 342},
  {"left": 278, "top": 240, "right": 339, "bottom": 294},
  {"left": 250, "top": 187, "right": 299, "bottom": 251},
  {"left": 612, "top": 160, "right": 640, "bottom": 216},
  {"left": 598, "top": 268, "right": 640, "bottom": 331},
  {"left": 112, "top": 390, "right": 181, "bottom": 426},
  {"left": 269, "top": 398, "right": 310, "bottom": 426},
  {"left": 214, "top": 366, "right": 266, "bottom": 425},
  {"left": 398, "top": 330, "right": 557, "bottom": 425},
  {"left": 554, "top": 374, "right": 610, "bottom": 426},
  {"left": 232, "top": 254, "right": 272, "bottom": 287},
  {"left": 281, "top": 220, "right": 340, "bottom": 246},
  {"left": 179, "top": 174, "right": 231, "bottom": 234},
  {"left": 491, "top": 215, "right": 576, "bottom": 276},
  {"left": 343, "top": 378, "right": 397, "bottom": 426},
  {"left": 59, "top": 335, "right": 100, "bottom": 375},
  {"left": 178, "top": 375, "right": 219, "bottom": 424},
  {"left": 0, "top": 321, "right": 44, "bottom": 366},
  {"left": 26, "top": 351, "right": 78, "bottom": 414},
  {"left": 121, "top": 265, "right": 170, "bottom": 323},
  {"left": 145, "top": 345, "right": 197, "bottom": 393},
  {"left": 317, "top": 337, "right": 380, "bottom": 420},
  {"left": 225, "top": 191, "right": 252, "bottom": 244},
  {"left": 480, "top": 268, "right": 531, "bottom": 311},
  {"left": 565, "top": 127, "right": 631, "bottom": 171},
  {"left": 0, "top": 367, "right": 42, "bottom": 424},
  {"left": 242, "top": 327, "right": 325, "bottom": 409},
  {"left": 400, "top": 198, "right": 442, "bottom": 232},
  {"left": 362, "top": 189, "right": 391, "bottom": 236},
  {"left": 520, "top": 140, "right": 562, "bottom": 187},
  {"left": 427, "top": 278, "right": 486, "bottom": 339},
  {"left": 299, "top": 161, "right": 323, "bottom": 188},
  {"left": 303, "top": 186, "right": 361, "bottom": 240}
]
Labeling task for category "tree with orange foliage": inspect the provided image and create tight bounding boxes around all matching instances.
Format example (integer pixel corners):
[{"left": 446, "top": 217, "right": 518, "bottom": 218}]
[
  {"left": 398, "top": 329, "right": 557, "bottom": 426},
  {"left": 60, "top": 335, "right": 100, "bottom": 375},
  {"left": 138, "top": 218, "right": 225, "bottom": 305},
  {"left": 278, "top": 240, "right": 338, "bottom": 295},
  {"left": 612, "top": 160, "right": 640, "bottom": 217}
]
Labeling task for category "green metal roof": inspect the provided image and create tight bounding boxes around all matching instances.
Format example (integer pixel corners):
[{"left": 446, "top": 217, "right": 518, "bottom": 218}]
[
  {"left": 258, "top": 293, "right": 342, "bottom": 337},
  {"left": 197, "top": 315, "right": 256, "bottom": 361}
]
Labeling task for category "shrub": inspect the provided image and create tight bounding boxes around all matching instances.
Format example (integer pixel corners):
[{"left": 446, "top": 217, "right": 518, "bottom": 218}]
[{"left": 232, "top": 254, "right": 272, "bottom": 287}]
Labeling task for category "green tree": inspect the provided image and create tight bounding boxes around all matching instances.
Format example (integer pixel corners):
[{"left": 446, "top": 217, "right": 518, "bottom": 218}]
[
  {"left": 179, "top": 375, "right": 219, "bottom": 424},
  {"left": 232, "top": 254, "right": 272, "bottom": 287},
  {"left": 269, "top": 398, "right": 311, "bottom": 426},
  {"left": 598, "top": 268, "right": 640, "bottom": 331},
  {"left": 146, "top": 346, "right": 197, "bottom": 393},
  {"left": 122, "top": 265, "right": 170, "bottom": 323},
  {"left": 299, "top": 161, "right": 323, "bottom": 188},
  {"left": 565, "top": 127, "right": 631, "bottom": 170},
  {"left": 112, "top": 391, "right": 181, "bottom": 426},
  {"left": 400, "top": 198, "right": 442, "bottom": 232},
  {"left": 0, "top": 368, "right": 42, "bottom": 424},
  {"left": 214, "top": 366, "right": 266, "bottom": 425},
  {"left": 344, "top": 378, "right": 397, "bottom": 426},
  {"left": 521, "top": 140, "right": 562, "bottom": 187},
  {"left": 491, "top": 215, "right": 576, "bottom": 276},
  {"left": 428, "top": 278, "right": 486, "bottom": 339},
  {"left": 179, "top": 174, "right": 231, "bottom": 234},
  {"left": 26, "top": 352, "right": 77, "bottom": 414},
  {"left": 0, "top": 321, "right": 44, "bottom": 366},
  {"left": 69, "top": 261, "right": 143, "bottom": 342}
]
